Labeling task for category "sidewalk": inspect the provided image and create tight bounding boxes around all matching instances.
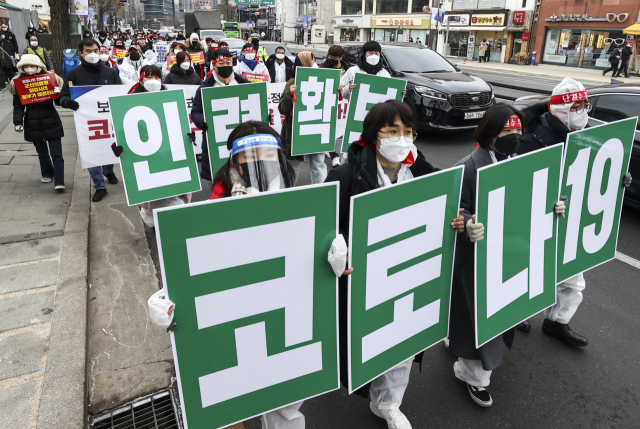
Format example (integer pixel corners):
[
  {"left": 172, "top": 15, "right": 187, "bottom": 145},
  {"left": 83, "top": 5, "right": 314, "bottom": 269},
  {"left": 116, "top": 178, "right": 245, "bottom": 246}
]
[
  {"left": 455, "top": 59, "right": 640, "bottom": 86},
  {"left": 0, "top": 90, "right": 91, "bottom": 429}
]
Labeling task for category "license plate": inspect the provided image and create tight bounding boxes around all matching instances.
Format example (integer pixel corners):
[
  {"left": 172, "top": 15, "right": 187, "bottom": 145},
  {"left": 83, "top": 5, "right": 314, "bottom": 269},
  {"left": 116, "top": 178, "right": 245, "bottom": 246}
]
[{"left": 465, "top": 111, "right": 485, "bottom": 120}]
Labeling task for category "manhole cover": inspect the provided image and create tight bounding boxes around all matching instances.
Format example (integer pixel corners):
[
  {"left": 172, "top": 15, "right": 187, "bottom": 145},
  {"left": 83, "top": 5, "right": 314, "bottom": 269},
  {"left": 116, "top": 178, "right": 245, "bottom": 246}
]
[{"left": 89, "top": 388, "right": 181, "bottom": 429}]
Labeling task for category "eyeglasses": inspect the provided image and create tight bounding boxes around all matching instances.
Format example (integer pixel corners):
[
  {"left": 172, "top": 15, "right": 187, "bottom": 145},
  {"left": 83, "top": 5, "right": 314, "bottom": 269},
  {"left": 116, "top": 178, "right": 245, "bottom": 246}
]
[
  {"left": 569, "top": 103, "right": 592, "bottom": 113},
  {"left": 378, "top": 129, "right": 418, "bottom": 142},
  {"left": 604, "top": 38, "right": 625, "bottom": 45}
]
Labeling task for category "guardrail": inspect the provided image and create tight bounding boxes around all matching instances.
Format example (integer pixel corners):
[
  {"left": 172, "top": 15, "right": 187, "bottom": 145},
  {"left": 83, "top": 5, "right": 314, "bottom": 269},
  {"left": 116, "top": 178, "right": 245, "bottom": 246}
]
[{"left": 487, "top": 81, "right": 553, "bottom": 102}]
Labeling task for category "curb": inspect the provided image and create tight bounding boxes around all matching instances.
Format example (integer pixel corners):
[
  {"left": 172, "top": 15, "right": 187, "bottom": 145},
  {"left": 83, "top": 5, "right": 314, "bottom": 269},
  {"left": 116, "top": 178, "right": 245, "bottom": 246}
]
[{"left": 35, "top": 149, "right": 92, "bottom": 428}]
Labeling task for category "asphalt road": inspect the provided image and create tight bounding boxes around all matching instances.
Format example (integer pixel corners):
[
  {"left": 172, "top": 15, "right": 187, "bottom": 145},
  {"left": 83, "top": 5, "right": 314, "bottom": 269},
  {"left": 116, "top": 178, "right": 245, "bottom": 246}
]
[{"left": 179, "top": 67, "right": 640, "bottom": 428}]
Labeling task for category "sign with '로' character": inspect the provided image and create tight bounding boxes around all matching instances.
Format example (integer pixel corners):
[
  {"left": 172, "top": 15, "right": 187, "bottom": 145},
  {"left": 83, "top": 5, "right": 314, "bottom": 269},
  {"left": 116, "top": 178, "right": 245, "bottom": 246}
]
[{"left": 14, "top": 73, "right": 59, "bottom": 105}]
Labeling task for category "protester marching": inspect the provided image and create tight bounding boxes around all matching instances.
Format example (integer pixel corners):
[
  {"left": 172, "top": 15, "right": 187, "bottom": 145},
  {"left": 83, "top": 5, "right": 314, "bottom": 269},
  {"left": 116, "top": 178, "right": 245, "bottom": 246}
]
[{"left": 1, "top": 28, "right": 638, "bottom": 429}]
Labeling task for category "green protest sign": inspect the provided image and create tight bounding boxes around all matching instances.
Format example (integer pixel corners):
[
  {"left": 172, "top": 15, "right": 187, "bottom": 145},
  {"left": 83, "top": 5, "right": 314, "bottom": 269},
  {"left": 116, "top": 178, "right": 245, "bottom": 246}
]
[
  {"left": 348, "top": 167, "right": 463, "bottom": 392},
  {"left": 201, "top": 82, "right": 268, "bottom": 178},
  {"left": 342, "top": 73, "right": 406, "bottom": 153},
  {"left": 110, "top": 89, "right": 201, "bottom": 206},
  {"left": 291, "top": 67, "right": 341, "bottom": 156},
  {"left": 557, "top": 118, "right": 636, "bottom": 282},
  {"left": 154, "top": 183, "right": 339, "bottom": 429},
  {"left": 475, "top": 145, "right": 563, "bottom": 348}
]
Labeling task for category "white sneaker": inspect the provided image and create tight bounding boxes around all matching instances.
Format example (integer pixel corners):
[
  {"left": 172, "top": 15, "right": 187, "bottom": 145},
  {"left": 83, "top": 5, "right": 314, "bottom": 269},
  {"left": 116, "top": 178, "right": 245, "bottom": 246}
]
[
  {"left": 444, "top": 337, "right": 450, "bottom": 348},
  {"left": 332, "top": 157, "right": 341, "bottom": 167},
  {"left": 370, "top": 403, "right": 412, "bottom": 429},
  {"left": 41, "top": 177, "right": 52, "bottom": 183},
  {"left": 54, "top": 184, "right": 65, "bottom": 190}
]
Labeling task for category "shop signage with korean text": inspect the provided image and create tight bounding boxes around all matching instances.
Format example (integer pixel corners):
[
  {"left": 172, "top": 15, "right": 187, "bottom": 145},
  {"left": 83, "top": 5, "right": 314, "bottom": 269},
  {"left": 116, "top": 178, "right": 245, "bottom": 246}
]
[{"left": 471, "top": 14, "right": 505, "bottom": 26}]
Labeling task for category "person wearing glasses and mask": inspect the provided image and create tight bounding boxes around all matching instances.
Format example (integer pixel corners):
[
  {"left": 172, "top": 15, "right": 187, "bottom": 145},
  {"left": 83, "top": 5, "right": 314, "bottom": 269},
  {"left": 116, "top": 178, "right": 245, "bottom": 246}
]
[
  {"left": 518, "top": 77, "right": 632, "bottom": 343},
  {"left": 325, "top": 100, "right": 463, "bottom": 429},
  {"left": 340, "top": 41, "right": 390, "bottom": 101},
  {"left": 265, "top": 46, "right": 294, "bottom": 83},
  {"left": 22, "top": 34, "right": 53, "bottom": 72},
  {"left": 190, "top": 49, "right": 250, "bottom": 185}
]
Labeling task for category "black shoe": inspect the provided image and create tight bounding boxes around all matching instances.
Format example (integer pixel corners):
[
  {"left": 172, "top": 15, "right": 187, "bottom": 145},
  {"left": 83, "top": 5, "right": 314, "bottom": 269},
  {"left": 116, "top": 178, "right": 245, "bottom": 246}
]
[
  {"left": 467, "top": 384, "right": 493, "bottom": 407},
  {"left": 92, "top": 189, "right": 108, "bottom": 202},
  {"left": 105, "top": 172, "right": 118, "bottom": 184},
  {"left": 516, "top": 320, "right": 532, "bottom": 332},
  {"left": 542, "top": 318, "right": 588, "bottom": 346},
  {"left": 602, "top": 71, "right": 606, "bottom": 76}
]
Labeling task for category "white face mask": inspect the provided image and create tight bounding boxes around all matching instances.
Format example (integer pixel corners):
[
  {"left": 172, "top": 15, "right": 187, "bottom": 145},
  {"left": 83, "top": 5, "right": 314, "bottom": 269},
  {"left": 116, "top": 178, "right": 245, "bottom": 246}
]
[
  {"left": 84, "top": 53, "right": 100, "bottom": 64},
  {"left": 1, "top": 25, "right": 7, "bottom": 31},
  {"left": 24, "top": 66, "right": 39, "bottom": 75},
  {"left": 568, "top": 111, "right": 588, "bottom": 131},
  {"left": 244, "top": 53, "right": 255, "bottom": 60},
  {"left": 143, "top": 79, "right": 162, "bottom": 92},
  {"left": 99, "top": 54, "right": 109, "bottom": 62},
  {"left": 366, "top": 54, "right": 380, "bottom": 66},
  {"left": 174, "top": 48, "right": 182, "bottom": 53},
  {"left": 275, "top": 53, "right": 285, "bottom": 60},
  {"left": 30, "top": 41, "right": 38, "bottom": 47},
  {"left": 180, "top": 61, "right": 191, "bottom": 70},
  {"left": 378, "top": 136, "right": 412, "bottom": 163}
]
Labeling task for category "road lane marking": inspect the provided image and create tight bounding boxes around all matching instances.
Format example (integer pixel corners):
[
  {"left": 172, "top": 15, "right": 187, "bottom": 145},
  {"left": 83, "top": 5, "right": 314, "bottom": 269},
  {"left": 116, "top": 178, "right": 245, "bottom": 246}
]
[{"left": 616, "top": 251, "right": 640, "bottom": 269}]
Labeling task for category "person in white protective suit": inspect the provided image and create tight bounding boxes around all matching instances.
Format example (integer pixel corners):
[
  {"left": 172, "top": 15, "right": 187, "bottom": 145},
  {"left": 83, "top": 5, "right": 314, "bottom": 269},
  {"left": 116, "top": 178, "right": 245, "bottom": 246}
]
[
  {"left": 119, "top": 46, "right": 146, "bottom": 85},
  {"left": 110, "top": 65, "right": 191, "bottom": 228},
  {"left": 325, "top": 100, "right": 466, "bottom": 428},
  {"left": 234, "top": 43, "right": 270, "bottom": 78},
  {"left": 518, "top": 77, "right": 632, "bottom": 345}
]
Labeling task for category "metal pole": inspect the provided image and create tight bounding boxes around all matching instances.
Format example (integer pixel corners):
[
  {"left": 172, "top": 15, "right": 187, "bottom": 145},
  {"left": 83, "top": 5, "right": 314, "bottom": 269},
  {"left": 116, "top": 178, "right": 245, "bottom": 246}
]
[{"left": 280, "top": 0, "right": 284, "bottom": 42}]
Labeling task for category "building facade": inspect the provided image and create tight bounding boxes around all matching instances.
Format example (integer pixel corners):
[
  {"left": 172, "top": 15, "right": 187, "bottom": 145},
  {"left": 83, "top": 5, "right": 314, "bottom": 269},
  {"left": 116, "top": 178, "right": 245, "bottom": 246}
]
[{"left": 533, "top": 0, "right": 640, "bottom": 70}]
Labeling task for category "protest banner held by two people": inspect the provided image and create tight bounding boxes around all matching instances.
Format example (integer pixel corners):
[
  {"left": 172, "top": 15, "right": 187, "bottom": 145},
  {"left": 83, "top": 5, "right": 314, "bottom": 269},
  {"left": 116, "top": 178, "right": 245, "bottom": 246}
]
[{"left": 73, "top": 68, "right": 635, "bottom": 429}]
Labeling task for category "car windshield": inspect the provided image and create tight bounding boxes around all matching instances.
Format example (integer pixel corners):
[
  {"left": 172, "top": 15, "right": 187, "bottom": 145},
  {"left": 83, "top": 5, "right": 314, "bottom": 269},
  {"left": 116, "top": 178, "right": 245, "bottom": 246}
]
[
  {"left": 263, "top": 44, "right": 292, "bottom": 57},
  {"left": 384, "top": 48, "right": 456, "bottom": 73},
  {"left": 223, "top": 38, "right": 246, "bottom": 50},
  {"left": 201, "top": 30, "right": 225, "bottom": 39}
]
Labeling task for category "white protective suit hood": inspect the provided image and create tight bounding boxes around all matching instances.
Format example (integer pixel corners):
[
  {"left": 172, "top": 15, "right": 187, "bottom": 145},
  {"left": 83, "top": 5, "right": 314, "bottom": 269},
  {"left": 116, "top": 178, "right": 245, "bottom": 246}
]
[{"left": 548, "top": 77, "right": 588, "bottom": 130}]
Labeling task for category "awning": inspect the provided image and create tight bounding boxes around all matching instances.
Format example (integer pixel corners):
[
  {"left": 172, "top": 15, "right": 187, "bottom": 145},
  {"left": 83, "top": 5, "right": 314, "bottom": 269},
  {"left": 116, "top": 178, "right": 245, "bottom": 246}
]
[
  {"left": 39, "top": 14, "right": 51, "bottom": 21},
  {"left": 0, "top": 6, "right": 10, "bottom": 19},
  {"left": 0, "top": 2, "right": 23, "bottom": 11},
  {"left": 623, "top": 23, "right": 640, "bottom": 35}
]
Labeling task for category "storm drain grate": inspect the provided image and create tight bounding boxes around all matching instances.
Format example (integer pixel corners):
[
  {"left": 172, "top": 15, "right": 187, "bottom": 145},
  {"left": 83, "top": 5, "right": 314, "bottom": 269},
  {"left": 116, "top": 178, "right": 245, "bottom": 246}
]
[{"left": 89, "top": 388, "right": 181, "bottom": 429}]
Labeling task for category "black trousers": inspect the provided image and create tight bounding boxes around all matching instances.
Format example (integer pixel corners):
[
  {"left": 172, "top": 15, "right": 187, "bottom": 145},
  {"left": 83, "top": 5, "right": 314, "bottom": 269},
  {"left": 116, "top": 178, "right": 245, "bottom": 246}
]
[
  {"left": 604, "top": 63, "right": 618, "bottom": 76},
  {"left": 0, "top": 65, "right": 15, "bottom": 88},
  {"left": 617, "top": 60, "right": 629, "bottom": 77}
]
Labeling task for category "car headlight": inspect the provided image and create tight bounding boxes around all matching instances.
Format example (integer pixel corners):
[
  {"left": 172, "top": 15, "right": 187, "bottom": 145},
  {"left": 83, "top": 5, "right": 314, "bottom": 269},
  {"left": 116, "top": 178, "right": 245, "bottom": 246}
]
[{"left": 414, "top": 86, "right": 449, "bottom": 101}]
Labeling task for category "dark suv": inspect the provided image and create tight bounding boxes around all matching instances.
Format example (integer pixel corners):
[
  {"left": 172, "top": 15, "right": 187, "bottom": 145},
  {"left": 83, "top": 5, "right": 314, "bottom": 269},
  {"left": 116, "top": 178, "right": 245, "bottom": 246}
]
[{"left": 337, "top": 42, "right": 494, "bottom": 131}]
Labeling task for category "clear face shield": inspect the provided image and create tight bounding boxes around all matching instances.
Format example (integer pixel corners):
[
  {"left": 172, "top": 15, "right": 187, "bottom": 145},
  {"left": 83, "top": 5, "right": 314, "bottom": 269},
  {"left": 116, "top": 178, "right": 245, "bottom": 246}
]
[{"left": 229, "top": 134, "right": 293, "bottom": 194}]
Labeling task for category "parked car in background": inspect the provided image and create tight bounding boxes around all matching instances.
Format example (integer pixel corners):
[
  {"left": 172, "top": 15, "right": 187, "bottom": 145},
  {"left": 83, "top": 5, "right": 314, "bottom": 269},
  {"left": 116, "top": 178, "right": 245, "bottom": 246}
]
[
  {"left": 513, "top": 83, "right": 640, "bottom": 209},
  {"left": 337, "top": 42, "right": 495, "bottom": 131}
]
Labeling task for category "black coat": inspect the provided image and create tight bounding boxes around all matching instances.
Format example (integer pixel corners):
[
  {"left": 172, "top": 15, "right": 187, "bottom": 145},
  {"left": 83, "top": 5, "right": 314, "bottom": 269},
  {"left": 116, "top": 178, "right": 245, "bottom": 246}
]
[
  {"left": 0, "top": 30, "right": 19, "bottom": 67},
  {"left": 264, "top": 54, "right": 294, "bottom": 83},
  {"left": 620, "top": 46, "right": 632, "bottom": 60},
  {"left": 325, "top": 142, "right": 438, "bottom": 396},
  {"left": 163, "top": 64, "right": 202, "bottom": 85},
  {"left": 608, "top": 49, "right": 620, "bottom": 64},
  {"left": 518, "top": 102, "right": 571, "bottom": 155},
  {"left": 449, "top": 147, "right": 515, "bottom": 370},
  {"left": 13, "top": 86, "right": 63, "bottom": 142},
  {"left": 191, "top": 72, "right": 250, "bottom": 181},
  {"left": 59, "top": 61, "right": 122, "bottom": 109}
]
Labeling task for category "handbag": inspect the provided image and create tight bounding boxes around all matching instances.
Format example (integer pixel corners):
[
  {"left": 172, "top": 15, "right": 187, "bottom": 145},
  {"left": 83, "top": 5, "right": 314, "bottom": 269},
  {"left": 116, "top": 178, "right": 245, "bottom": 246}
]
[{"left": 0, "top": 46, "right": 16, "bottom": 67}]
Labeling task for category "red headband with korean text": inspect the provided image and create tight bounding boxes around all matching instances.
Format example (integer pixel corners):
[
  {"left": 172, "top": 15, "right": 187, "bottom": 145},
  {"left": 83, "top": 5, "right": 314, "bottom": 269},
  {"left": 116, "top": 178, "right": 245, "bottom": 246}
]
[
  {"left": 549, "top": 90, "right": 588, "bottom": 106},
  {"left": 504, "top": 117, "right": 522, "bottom": 129},
  {"left": 211, "top": 54, "right": 232, "bottom": 64}
]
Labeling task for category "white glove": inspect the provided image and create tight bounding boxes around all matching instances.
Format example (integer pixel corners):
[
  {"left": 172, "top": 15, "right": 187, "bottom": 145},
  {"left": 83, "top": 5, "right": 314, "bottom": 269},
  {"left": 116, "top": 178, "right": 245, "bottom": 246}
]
[
  {"left": 328, "top": 234, "right": 348, "bottom": 277},
  {"left": 53, "top": 86, "right": 61, "bottom": 93},
  {"left": 14, "top": 53, "right": 19, "bottom": 59},
  {"left": 148, "top": 288, "right": 175, "bottom": 329},
  {"left": 15, "top": 125, "right": 23, "bottom": 132},
  {"left": 467, "top": 214, "right": 484, "bottom": 243},
  {"left": 622, "top": 172, "right": 632, "bottom": 188},
  {"left": 554, "top": 201, "right": 566, "bottom": 217}
]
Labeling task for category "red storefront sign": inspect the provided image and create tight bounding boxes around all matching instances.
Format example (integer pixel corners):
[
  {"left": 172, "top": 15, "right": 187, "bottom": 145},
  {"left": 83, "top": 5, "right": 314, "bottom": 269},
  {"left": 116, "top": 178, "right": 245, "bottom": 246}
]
[
  {"left": 512, "top": 11, "right": 526, "bottom": 25},
  {"left": 522, "top": 32, "right": 530, "bottom": 41},
  {"left": 13, "top": 72, "right": 59, "bottom": 105}
]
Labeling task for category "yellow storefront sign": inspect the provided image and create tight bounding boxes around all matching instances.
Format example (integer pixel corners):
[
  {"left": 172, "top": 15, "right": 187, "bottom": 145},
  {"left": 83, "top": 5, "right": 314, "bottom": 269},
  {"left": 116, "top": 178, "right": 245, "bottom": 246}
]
[
  {"left": 373, "top": 15, "right": 430, "bottom": 29},
  {"left": 471, "top": 14, "right": 505, "bottom": 26}
]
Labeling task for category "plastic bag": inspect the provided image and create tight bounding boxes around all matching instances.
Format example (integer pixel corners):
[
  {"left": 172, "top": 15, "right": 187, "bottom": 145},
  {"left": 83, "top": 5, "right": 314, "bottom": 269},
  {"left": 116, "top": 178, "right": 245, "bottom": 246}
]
[
  {"left": 328, "top": 234, "right": 348, "bottom": 277},
  {"left": 148, "top": 288, "right": 175, "bottom": 329}
]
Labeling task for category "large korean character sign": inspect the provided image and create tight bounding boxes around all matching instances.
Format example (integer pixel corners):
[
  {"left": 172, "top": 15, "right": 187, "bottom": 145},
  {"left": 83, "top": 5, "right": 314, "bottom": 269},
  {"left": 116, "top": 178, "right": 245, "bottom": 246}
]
[
  {"left": 342, "top": 74, "right": 406, "bottom": 153},
  {"left": 557, "top": 118, "right": 636, "bottom": 282},
  {"left": 109, "top": 89, "right": 201, "bottom": 206},
  {"left": 201, "top": 82, "right": 269, "bottom": 177},
  {"left": 291, "top": 67, "right": 341, "bottom": 156},
  {"left": 70, "top": 84, "right": 136, "bottom": 169},
  {"left": 154, "top": 184, "right": 340, "bottom": 429},
  {"left": 475, "top": 145, "right": 563, "bottom": 348},
  {"left": 348, "top": 167, "right": 464, "bottom": 392}
]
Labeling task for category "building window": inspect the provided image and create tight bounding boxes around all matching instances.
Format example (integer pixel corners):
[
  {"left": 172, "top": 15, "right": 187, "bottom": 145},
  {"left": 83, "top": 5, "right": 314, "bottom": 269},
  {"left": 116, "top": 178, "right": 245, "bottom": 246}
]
[
  {"left": 376, "top": 0, "right": 408, "bottom": 14},
  {"left": 365, "top": 0, "right": 373, "bottom": 14},
  {"left": 412, "top": 0, "right": 429, "bottom": 13},
  {"left": 342, "top": 0, "right": 362, "bottom": 15},
  {"left": 452, "top": 0, "right": 505, "bottom": 10}
]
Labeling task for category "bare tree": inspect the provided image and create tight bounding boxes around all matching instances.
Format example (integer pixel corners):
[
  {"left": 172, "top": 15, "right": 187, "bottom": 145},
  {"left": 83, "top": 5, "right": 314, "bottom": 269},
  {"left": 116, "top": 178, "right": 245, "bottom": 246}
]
[
  {"left": 96, "top": 0, "right": 118, "bottom": 29},
  {"left": 48, "top": 0, "right": 71, "bottom": 71},
  {"left": 218, "top": 0, "right": 235, "bottom": 21}
]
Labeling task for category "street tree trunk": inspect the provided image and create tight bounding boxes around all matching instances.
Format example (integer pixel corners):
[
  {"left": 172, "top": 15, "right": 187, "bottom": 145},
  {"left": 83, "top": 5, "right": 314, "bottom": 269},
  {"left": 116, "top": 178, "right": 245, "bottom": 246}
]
[{"left": 48, "top": 0, "right": 71, "bottom": 72}]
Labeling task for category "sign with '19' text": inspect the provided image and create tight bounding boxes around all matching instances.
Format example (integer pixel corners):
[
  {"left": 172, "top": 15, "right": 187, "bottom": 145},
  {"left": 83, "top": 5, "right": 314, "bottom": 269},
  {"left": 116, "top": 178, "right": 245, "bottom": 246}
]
[{"left": 109, "top": 89, "right": 201, "bottom": 206}]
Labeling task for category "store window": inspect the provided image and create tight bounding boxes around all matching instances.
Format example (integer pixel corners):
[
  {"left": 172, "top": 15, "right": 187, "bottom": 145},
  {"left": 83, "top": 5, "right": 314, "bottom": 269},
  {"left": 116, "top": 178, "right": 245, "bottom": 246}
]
[
  {"left": 410, "top": 29, "right": 428, "bottom": 45},
  {"left": 412, "top": 0, "right": 429, "bottom": 13},
  {"left": 592, "top": 95, "right": 640, "bottom": 130},
  {"left": 589, "top": 31, "right": 626, "bottom": 68},
  {"left": 446, "top": 32, "right": 469, "bottom": 56},
  {"left": 376, "top": 0, "right": 408, "bottom": 14},
  {"left": 375, "top": 28, "right": 384, "bottom": 41},
  {"left": 365, "top": 0, "right": 373, "bottom": 14},
  {"left": 342, "top": 0, "right": 362, "bottom": 15}
]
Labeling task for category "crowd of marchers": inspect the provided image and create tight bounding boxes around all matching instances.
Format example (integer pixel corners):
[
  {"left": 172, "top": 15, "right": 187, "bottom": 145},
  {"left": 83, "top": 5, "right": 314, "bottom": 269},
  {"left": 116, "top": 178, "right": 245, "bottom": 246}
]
[{"left": 2, "top": 29, "right": 634, "bottom": 429}]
